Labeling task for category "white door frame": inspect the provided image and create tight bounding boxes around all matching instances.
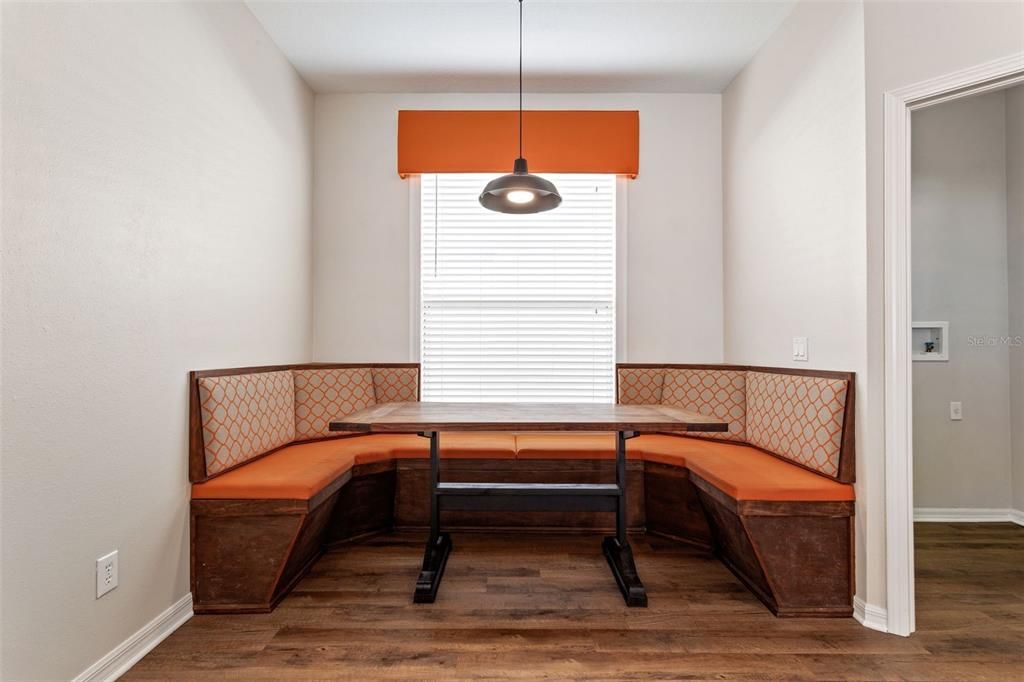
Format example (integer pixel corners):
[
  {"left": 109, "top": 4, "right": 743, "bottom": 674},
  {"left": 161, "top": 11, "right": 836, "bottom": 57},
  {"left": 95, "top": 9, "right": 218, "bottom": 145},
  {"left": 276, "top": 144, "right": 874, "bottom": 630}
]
[{"left": 883, "top": 52, "right": 1024, "bottom": 637}]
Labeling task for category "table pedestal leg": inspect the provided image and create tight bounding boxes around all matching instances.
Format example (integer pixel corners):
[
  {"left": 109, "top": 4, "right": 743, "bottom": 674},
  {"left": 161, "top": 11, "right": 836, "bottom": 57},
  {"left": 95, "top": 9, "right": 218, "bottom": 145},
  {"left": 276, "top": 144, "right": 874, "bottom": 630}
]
[
  {"left": 414, "top": 431, "right": 451, "bottom": 603},
  {"left": 602, "top": 536, "right": 647, "bottom": 607},
  {"left": 414, "top": 531, "right": 452, "bottom": 603},
  {"left": 603, "top": 430, "right": 647, "bottom": 607}
]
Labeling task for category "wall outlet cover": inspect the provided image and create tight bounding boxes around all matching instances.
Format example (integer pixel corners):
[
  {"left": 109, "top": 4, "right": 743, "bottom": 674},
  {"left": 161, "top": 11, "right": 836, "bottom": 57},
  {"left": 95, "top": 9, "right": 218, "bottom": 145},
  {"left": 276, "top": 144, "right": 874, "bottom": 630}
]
[{"left": 96, "top": 550, "right": 118, "bottom": 598}]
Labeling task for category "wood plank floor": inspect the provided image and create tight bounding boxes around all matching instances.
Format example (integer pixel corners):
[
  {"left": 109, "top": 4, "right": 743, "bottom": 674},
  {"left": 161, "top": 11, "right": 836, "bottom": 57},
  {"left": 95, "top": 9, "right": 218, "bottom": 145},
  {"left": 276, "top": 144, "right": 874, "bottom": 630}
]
[{"left": 127, "top": 523, "right": 1023, "bottom": 680}]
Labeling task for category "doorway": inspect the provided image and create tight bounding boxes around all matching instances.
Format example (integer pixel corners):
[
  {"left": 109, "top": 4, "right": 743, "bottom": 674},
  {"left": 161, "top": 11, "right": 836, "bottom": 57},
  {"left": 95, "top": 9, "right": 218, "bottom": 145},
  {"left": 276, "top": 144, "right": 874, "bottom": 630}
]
[
  {"left": 884, "top": 55, "right": 1024, "bottom": 637},
  {"left": 911, "top": 86, "right": 1022, "bottom": 519},
  {"left": 909, "top": 82, "right": 1023, "bottom": 639}
]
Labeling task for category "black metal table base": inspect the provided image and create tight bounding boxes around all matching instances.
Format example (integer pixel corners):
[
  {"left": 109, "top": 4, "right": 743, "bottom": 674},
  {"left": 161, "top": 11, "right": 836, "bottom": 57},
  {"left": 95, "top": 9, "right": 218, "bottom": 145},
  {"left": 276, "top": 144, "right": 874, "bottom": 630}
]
[
  {"left": 414, "top": 532, "right": 452, "bottom": 603},
  {"left": 602, "top": 536, "right": 648, "bottom": 607},
  {"left": 414, "top": 430, "right": 647, "bottom": 607}
]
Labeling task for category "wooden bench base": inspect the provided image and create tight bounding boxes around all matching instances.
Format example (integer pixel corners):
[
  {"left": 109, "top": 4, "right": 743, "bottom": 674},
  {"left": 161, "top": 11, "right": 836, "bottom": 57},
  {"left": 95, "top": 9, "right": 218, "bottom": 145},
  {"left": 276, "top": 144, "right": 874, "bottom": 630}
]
[
  {"left": 191, "top": 459, "right": 853, "bottom": 616},
  {"left": 691, "top": 470, "right": 854, "bottom": 617},
  {"left": 191, "top": 463, "right": 396, "bottom": 614},
  {"left": 643, "top": 462, "right": 714, "bottom": 550},
  {"left": 191, "top": 498, "right": 332, "bottom": 614}
]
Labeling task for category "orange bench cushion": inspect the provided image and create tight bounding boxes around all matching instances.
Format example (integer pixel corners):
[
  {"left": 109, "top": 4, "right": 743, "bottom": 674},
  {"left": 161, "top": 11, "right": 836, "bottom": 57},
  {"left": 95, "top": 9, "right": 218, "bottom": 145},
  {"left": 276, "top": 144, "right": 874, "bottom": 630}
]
[
  {"left": 191, "top": 432, "right": 854, "bottom": 503},
  {"left": 638, "top": 436, "right": 854, "bottom": 502},
  {"left": 387, "top": 432, "right": 517, "bottom": 461},
  {"left": 191, "top": 435, "right": 419, "bottom": 500},
  {"left": 631, "top": 434, "right": 694, "bottom": 466},
  {"left": 515, "top": 432, "right": 642, "bottom": 460}
]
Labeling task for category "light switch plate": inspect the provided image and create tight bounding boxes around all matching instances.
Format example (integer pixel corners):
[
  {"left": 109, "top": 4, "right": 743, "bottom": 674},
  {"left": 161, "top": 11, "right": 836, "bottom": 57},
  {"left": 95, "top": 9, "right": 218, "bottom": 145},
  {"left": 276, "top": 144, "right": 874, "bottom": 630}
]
[
  {"left": 96, "top": 550, "right": 118, "bottom": 598},
  {"left": 792, "top": 337, "right": 809, "bottom": 362},
  {"left": 950, "top": 402, "right": 963, "bottom": 421}
]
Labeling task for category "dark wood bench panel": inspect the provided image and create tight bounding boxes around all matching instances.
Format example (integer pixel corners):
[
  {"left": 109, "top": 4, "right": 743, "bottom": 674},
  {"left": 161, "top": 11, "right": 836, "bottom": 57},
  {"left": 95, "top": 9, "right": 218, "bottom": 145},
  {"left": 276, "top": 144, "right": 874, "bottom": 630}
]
[
  {"left": 325, "top": 461, "right": 397, "bottom": 548},
  {"left": 643, "top": 461, "right": 713, "bottom": 550},
  {"left": 394, "top": 459, "right": 645, "bottom": 532},
  {"left": 191, "top": 497, "right": 324, "bottom": 614},
  {"left": 191, "top": 462, "right": 404, "bottom": 614}
]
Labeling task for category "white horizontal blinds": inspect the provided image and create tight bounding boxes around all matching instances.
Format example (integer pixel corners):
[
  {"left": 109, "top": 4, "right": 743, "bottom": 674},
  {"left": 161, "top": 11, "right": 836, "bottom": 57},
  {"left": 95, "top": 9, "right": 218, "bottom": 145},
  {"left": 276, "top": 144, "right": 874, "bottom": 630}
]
[{"left": 421, "top": 173, "right": 616, "bottom": 403}]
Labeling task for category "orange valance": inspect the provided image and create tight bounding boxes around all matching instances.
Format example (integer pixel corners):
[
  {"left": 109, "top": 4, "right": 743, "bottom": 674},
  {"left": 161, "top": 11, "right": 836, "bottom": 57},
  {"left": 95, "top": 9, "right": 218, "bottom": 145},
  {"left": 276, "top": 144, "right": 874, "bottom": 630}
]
[{"left": 397, "top": 110, "right": 639, "bottom": 178}]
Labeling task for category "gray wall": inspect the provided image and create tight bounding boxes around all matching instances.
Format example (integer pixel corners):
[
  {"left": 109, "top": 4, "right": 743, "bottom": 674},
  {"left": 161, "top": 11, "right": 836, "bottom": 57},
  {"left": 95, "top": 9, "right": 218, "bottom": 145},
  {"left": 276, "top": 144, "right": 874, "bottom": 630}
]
[
  {"left": 1008, "top": 86, "right": 1024, "bottom": 512},
  {"left": 911, "top": 88, "right": 1019, "bottom": 509},
  {"left": 720, "top": 0, "right": 871, "bottom": 599},
  {"left": 1, "top": 3, "right": 314, "bottom": 678}
]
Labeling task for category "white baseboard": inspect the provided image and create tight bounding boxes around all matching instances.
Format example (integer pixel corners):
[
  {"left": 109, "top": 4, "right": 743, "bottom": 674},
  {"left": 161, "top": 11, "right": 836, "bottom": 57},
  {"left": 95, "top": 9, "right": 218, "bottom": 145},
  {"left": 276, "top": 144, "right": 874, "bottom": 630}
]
[
  {"left": 73, "top": 593, "right": 193, "bottom": 682},
  {"left": 853, "top": 596, "right": 888, "bottom": 633},
  {"left": 914, "top": 507, "right": 1024, "bottom": 525}
]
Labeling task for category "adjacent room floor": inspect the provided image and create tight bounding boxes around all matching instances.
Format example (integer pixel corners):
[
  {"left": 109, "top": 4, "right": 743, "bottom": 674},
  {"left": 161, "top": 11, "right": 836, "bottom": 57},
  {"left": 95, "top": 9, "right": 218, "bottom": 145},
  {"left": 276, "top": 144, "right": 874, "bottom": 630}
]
[{"left": 128, "top": 523, "right": 1023, "bottom": 680}]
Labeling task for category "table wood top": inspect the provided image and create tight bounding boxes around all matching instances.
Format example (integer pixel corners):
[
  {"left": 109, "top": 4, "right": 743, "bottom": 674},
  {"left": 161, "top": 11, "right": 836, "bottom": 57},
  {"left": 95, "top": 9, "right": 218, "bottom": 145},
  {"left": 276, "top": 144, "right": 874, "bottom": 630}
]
[{"left": 329, "top": 402, "right": 729, "bottom": 434}]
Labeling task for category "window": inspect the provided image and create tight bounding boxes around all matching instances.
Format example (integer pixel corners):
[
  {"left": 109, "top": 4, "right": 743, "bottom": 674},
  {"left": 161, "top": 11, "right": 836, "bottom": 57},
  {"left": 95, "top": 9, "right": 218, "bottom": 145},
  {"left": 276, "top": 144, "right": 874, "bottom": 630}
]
[{"left": 419, "top": 173, "right": 616, "bottom": 403}]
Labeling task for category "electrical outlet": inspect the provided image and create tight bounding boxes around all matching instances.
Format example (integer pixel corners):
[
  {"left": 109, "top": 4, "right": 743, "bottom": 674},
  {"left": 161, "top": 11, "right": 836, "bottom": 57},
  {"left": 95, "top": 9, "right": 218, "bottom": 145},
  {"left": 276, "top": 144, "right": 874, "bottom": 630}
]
[
  {"left": 792, "top": 337, "right": 809, "bottom": 362},
  {"left": 950, "top": 402, "right": 963, "bottom": 421},
  {"left": 96, "top": 550, "right": 118, "bottom": 598}
]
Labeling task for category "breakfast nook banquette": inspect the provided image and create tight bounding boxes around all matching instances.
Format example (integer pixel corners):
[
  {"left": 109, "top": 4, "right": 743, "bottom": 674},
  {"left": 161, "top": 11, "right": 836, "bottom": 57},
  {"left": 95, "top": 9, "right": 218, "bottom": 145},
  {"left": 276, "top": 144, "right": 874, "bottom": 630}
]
[{"left": 189, "top": 362, "right": 855, "bottom": 617}]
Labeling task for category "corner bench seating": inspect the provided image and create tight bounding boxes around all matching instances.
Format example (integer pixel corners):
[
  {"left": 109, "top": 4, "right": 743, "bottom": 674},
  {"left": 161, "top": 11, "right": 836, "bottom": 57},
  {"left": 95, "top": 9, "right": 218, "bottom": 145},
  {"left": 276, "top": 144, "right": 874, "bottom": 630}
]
[{"left": 189, "top": 363, "right": 855, "bottom": 618}]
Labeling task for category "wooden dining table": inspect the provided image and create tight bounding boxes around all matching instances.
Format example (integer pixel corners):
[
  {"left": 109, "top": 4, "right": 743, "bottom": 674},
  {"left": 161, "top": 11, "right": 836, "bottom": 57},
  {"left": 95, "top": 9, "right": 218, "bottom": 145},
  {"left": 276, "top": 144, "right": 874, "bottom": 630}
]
[{"left": 330, "top": 402, "right": 728, "bottom": 607}]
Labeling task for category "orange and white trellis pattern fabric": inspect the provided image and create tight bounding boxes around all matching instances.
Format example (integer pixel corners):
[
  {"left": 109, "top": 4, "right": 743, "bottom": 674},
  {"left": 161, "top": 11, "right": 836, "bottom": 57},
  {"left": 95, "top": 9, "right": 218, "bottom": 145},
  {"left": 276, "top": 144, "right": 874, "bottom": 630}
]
[
  {"left": 745, "top": 371, "right": 848, "bottom": 478},
  {"left": 372, "top": 366, "right": 419, "bottom": 402},
  {"left": 616, "top": 367, "right": 665, "bottom": 404},
  {"left": 661, "top": 369, "right": 746, "bottom": 442},
  {"left": 293, "top": 368, "right": 376, "bottom": 440},
  {"left": 198, "top": 371, "right": 295, "bottom": 475}
]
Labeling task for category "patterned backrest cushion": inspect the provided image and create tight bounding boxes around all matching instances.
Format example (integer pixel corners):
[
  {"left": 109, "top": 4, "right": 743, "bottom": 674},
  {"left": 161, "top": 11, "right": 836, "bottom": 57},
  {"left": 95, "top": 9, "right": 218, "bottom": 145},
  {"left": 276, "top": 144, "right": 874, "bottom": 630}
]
[
  {"left": 372, "top": 366, "right": 419, "bottom": 402},
  {"left": 745, "top": 371, "right": 848, "bottom": 479},
  {"left": 661, "top": 368, "right": 746, "bottom": 442},
  {"left": 197, "top": 371, "right": 296, "bottom": 476},
  {"left": 293, "top": 368, "right": 376, "bottom": 440},
  {"left": 617, "top": 367, "right": 665, "bottom": 404}
]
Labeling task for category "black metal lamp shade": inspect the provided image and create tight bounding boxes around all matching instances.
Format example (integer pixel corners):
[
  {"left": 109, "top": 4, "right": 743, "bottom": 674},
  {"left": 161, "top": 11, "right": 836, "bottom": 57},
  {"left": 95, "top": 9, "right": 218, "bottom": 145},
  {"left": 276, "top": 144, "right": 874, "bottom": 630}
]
[{"left": 479, "top": 158, "right": 562, "bottom": 214}]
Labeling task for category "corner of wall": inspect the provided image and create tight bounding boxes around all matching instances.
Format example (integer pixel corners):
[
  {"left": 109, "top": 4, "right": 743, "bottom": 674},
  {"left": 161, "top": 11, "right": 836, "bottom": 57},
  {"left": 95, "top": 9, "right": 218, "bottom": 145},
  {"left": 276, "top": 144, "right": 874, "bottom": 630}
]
[{"left": 1005, "top": 85, "right": 1024, "bottom": 510}]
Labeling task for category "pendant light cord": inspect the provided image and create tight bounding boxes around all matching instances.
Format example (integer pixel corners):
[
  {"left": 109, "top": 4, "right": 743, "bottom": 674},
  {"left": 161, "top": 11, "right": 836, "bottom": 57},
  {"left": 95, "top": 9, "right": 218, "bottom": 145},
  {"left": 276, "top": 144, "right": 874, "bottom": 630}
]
[{"left": 518, "top": 0, "right": 523, "bottom": 159}]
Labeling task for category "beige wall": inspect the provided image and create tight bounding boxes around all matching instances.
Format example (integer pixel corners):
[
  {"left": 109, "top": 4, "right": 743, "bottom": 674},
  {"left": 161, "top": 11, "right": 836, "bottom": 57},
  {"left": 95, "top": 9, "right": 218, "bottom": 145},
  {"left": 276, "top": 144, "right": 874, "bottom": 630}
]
[
  {"left": 722, "top": 0, "right": 870, "bottom": 600},
  {"left": 911, "top": 91, "right": 1013, "bottom": 509},
  {"left": 863, "top": 0, "right": 1024, "bottom": 609},
  {"left": 1008, "top": 86, "right": 1024, "bottom": 512},
  {"left": 0, "top": 3, "right": 314, "bottom": 679},
  {"left": 312, "top": 93, "right": 724, "bottom": 364}
]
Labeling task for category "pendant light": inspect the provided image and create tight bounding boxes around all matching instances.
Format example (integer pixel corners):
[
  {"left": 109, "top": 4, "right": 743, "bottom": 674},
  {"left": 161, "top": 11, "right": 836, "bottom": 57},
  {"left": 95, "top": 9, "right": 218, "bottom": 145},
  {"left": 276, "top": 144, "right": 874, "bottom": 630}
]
[{"left": 479, "top": 0, "right": 562, "bottom": 214}]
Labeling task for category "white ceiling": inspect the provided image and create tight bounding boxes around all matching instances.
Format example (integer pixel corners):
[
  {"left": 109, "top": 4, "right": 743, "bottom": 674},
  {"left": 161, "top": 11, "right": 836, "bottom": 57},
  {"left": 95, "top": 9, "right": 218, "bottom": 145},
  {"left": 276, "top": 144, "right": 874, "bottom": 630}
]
[{"left": 246, "top": 1, "right": 795, "bottom": 94}]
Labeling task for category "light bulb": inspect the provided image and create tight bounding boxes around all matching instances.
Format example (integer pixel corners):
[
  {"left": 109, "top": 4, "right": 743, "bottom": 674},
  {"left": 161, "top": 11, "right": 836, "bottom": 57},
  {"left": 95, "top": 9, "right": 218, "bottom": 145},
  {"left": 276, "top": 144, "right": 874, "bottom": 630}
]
[{"left": 507, "top": 190, "right": 535, "bottom": 204}]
